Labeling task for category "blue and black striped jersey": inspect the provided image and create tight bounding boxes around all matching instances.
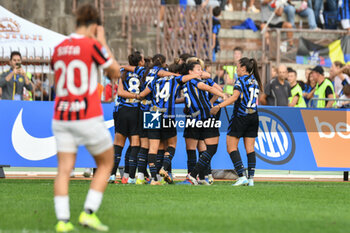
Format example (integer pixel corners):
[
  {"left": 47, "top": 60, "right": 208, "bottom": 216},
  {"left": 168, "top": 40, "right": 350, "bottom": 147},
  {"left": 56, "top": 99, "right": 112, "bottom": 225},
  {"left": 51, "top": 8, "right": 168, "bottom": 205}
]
[
  {"left": 233, "top": 74, "right": 259, "bottom": 117},
  {"left": 205, "top": 78, "right": 221, "bottom": 106},
  {"left": 114, "top": 69, "right": 141, "bottom": 112},
  {"left": 183, "top": 78, "right": 212, "bottom": 120},
  {"left": 135, "top": 65, "right": 164, "bottom": 111},
  {"left": 147, "top": 75, "right": 183, "bottom": 119}
]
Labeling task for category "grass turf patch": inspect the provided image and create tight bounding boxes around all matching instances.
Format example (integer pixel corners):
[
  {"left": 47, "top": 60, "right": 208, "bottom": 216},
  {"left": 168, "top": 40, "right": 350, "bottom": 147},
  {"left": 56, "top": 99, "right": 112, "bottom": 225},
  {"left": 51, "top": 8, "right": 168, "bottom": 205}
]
[{"left": 0, "top": 180, "right": 349, "bottom": 233}]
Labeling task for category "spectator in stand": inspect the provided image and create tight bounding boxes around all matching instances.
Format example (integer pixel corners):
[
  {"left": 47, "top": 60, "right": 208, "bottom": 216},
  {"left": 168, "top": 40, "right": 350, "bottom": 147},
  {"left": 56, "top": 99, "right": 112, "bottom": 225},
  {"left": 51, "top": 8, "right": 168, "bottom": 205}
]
[
  {"left": 33, "top": 73, "right": 50, "bottom": 101},
  {"left": 307, "top": 0, "right": 324, "bottom": 27},
  {"left": 337, "top": 84, "right": 350, "bottom": 108},
  {"left": 270, "top": 65, "right": 278, "bottom": 79},
  {"left": 260, "top": 0, "right": 293, "bottom": 47},
  {"left": 0, "top": 87, "right": 2, "bottom": 99},
  {"left": 287, "top": 68, "right": 307, "bottom": 107},
  {"left": 0, "top": 51, "right": 33, "bottom": 100},
  {"left": 187, "top": 0, "right": 220, "bottom": 7},
  {"left": 338, "top": 0, "right": 350, "bottom": 32},
  {"left": 248, "top": 0, "right": 260, "bottom": 13},
  {"left": 223, "top": 47, "right": 243, "bottom": 95},
  {"left": 303, "top": 68, "right": 316, "bottom": 106},
  {"left": 308, "top": 65, "right": 335, "bottom": 108},
  {"left": 213, "top": 66, "right": 226, "bottom": 87},
  {"left": 284, "top": 0, "right": 318, "bottom": 29},
  {"left": 224, "top": 0, "right": 233, "bottom": 11},
  {"left": 329, "top": 61, "right": 350, "bottom": 97},
  {"left": 260, "top": 64, "right": 292, "bottom": 106},
  {"left": 212, "top": 6, "right": 221, "bottom": 62}
]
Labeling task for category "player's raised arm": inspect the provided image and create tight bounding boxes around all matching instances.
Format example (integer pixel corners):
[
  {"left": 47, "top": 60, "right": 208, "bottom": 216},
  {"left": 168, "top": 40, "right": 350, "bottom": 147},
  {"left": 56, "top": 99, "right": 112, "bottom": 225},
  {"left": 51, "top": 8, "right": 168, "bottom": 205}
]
[
  {"left": 121, "top": 65, "right": 137, "bottom": 72},
  {"left": 158, "top": 70, "right": 180, "bottom": 77},
  {"left": 95, "top": 26, "right": 120, "bottom": 80}
]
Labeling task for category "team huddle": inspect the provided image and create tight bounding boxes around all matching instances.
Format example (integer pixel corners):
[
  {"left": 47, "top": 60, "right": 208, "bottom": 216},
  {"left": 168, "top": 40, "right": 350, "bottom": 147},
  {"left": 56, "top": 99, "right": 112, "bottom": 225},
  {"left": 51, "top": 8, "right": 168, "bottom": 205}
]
[
  {"left": 50, "top": 4, "right": 262, "bottom": 232},
  {"left": 111, "top": 52, "right": 261, "bottom": 187}
]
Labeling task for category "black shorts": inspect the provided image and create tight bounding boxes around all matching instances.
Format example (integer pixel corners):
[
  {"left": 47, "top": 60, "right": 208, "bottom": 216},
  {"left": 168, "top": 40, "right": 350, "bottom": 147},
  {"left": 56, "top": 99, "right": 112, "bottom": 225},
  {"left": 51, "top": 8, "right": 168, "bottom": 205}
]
[
  {"left": 114, "top": 106, "right": 139, "bottom": 136},
  {"left": 148, "top": 118, "right": 177, "bottom": 140},
  {"left": 227, "top": 113, "right": 259, "bottom": 138},
  {"left": 268, "top": 22, "right": 283, "bottom": 28},
  {"left": 183, "top": 117, "right": 220, "bottom": 140},
  {"left": 138, "top": 109, "right": 148, "bottom": 138}
]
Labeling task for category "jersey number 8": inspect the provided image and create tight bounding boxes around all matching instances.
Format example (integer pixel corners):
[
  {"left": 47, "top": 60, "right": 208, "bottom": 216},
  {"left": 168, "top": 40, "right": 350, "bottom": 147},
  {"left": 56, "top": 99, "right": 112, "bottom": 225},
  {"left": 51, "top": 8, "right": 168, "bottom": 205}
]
[{"left": 128, "top": 77, "right": 140, "bottom": 94}]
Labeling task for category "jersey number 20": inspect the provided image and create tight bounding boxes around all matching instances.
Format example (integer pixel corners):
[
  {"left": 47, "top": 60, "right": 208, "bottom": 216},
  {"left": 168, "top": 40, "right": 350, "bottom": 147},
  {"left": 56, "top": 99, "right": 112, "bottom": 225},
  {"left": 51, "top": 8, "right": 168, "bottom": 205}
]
[{"left": 54, "top": 60, "right": 89, "bottom": 97}]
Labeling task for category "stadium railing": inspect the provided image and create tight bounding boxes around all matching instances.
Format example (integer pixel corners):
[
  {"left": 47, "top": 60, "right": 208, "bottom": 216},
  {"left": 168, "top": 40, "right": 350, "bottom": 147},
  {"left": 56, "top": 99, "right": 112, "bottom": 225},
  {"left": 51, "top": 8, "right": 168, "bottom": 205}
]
[{"left": 261, "top": 28, "right": 348, "bottom": 84}]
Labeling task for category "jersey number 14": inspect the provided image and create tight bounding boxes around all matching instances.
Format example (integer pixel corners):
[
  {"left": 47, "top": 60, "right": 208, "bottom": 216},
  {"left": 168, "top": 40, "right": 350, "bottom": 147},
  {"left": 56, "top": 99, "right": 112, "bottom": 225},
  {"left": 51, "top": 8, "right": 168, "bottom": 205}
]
[{"left": 156, "top": 82, "right": 170, "bottom": 103}]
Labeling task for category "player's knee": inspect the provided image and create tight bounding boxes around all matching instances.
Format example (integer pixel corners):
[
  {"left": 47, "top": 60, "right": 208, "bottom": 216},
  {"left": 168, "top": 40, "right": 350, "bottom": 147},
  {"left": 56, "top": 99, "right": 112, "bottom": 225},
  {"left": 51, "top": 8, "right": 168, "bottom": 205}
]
[{"left": 227, "top": 145, "right": 237, "bottom": 154}]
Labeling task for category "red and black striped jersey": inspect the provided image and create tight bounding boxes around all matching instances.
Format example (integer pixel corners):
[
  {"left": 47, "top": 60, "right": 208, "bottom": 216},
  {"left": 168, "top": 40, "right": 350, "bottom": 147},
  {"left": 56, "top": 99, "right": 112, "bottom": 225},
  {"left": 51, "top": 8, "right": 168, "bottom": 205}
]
[{"left": 51, "top": 33, "right": 112, "bottom": 121}]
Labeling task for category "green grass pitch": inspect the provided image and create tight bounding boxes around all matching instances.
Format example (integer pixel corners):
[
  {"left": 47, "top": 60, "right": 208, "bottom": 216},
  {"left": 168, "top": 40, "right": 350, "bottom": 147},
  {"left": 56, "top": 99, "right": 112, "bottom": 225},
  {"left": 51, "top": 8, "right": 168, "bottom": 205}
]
[{"left": 0, "top": 179, "right": 349, "bottom": 233}]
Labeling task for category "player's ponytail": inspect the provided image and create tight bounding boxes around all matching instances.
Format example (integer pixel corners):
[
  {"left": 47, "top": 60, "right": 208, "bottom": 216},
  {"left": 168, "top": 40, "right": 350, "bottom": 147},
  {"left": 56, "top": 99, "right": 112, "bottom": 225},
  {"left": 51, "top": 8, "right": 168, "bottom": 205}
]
[
  {"left": 76, "top": 4, "right": 101, "bottom": 27},
  {"left": 239, "top": 57, "right": 262, "bottom": 90},
  {"left": 250, "top": 58, "right": 262, "bottom": 90},
  {"left": 152, "top": 54, "right": 166, "bottom": 68}
]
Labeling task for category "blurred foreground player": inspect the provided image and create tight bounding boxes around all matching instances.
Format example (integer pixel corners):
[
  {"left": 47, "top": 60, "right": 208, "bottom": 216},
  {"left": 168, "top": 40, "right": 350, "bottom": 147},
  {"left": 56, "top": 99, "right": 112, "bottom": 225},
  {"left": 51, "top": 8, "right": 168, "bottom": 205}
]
[{"left": 51, "top": 4, "right": 120, "bottom": 232}]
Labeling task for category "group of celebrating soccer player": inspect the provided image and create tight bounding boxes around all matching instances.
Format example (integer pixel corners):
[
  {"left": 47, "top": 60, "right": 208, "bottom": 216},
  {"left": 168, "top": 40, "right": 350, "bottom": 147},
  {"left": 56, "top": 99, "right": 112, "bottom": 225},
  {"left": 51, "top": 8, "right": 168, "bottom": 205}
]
[
  {"left": 111, "top": 50, "right": 261, "bottom": 187},
  {"left": 50, "top": 3, "right": 262, "bottom": 232}
]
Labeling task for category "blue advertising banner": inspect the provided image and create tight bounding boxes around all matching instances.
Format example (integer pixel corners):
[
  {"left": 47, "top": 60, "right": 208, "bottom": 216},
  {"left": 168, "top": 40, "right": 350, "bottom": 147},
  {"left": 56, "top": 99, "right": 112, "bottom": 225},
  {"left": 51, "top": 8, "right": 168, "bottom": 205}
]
[{"left": 0, "top": 100, "right": 349, "bottom": 171}]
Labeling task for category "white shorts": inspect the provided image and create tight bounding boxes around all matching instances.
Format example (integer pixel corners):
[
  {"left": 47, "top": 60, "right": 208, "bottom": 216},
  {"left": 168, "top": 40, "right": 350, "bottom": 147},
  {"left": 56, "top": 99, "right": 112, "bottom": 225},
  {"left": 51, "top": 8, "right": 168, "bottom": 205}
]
[{"left": 52, "top": 116, "right": 113, "bottom": 155}]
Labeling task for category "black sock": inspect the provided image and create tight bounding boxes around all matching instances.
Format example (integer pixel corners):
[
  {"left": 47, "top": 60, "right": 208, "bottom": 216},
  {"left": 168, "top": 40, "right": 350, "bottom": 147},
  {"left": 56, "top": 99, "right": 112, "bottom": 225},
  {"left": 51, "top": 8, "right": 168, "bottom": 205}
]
[
  {"left": 111, "top": 145, "right": 123, "bottom": 175},
  {"left": 168, "top": 163, "right": 172, "bottom": 174},
  {"left": 137, "top": 147, "right": 148, "bottom": 175},
  {"left": 148, "top": 153, "right": 157, "bottom": 180},
  {"left": 163, "top": 147, "right": 175, "bottom": 171},
  {"left": 229, "top": 150, "right": 244, "bottom": 177},
  {"left": 186, "top": 150, "right": 197, "bottom": 174},
  {"left": 144, "top": 154, "right": 150, "bottom": 178},
  {"left": 191, "top": 150, "right": 212, "bottom": 178},
  {"left": 156, "top": 150, "right": 165, "bottom": 173},
  {"left": 247, "top": 151, "right": 256, "bottom": 179},
  {"left": 207, "top": 163, "right": 212, "bottom": 175},
  {"left": 198, "top": 151, "right": 206, "bottom": 180},
  {"left": 124, "top": 146, "right": 131, "bottom": 174},
  {"left": 128, "top": 146, "right": 140, "bottom": 179},
  {"left": 198, "top": 144, "right": 217, "bottom": 179}
]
